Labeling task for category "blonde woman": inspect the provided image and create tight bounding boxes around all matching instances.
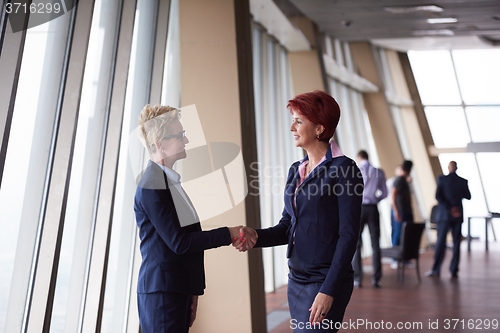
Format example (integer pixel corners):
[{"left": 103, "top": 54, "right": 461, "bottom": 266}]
[{"left": 134, "top": 104, "right": 242, "bottom": 333}]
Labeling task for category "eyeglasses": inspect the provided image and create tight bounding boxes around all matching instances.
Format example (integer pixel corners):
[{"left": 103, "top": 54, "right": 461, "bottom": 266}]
[{"left": 163, "top": 130, "right": 186, "bottom": 141}]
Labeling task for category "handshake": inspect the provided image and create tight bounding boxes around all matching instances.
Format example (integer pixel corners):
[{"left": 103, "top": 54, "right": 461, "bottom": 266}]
[{"left": 228, "top": 226, "right": 258, "bottom": 252}]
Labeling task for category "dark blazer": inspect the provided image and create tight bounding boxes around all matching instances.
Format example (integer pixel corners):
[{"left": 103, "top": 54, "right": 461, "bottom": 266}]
[
  {"left": 134, "top": 161, "right": 231, "bottom": 296},
  {"left": 255, "top": 149, "right": 363, "bottom": 298},
  {"left": 435, "top": 172, "right": 471, "bottom": 223}
]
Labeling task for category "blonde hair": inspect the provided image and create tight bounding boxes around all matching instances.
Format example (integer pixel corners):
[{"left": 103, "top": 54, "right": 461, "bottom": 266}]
[{"left": 137, "top": 104, "right": 180, "bottom": 153}]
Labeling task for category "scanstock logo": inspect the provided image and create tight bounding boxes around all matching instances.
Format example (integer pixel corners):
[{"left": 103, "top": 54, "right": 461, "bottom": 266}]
[{"left": 5, "top": 0, "right": 79, "bottom": 33}]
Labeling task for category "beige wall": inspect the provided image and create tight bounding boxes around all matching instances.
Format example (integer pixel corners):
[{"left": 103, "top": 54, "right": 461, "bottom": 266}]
[
  {"left": 349, "top": 42, "right": 404, "bottom": 179},
  {"left": 179, "top": 0, "right": 253, "bottom": 332},
  {"left": 289, "top": 16, "right": 316, "bottom": 48},
  {"left": 289, "top": 51, "right": 325, "bottom": 94},
  {"left": 288, "top": 17, "right": 325, "bottom": 95}
]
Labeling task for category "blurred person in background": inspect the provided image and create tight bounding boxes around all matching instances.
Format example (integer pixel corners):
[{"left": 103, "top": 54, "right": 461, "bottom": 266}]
[
  {"left": 390, "top": 160, "right": 414, "bottom": 247},
  {"left": 426, "top": 161, "right": 471, "bottom": 278},
  {"left": 352, "top": 150, "right": 387, "bottom": 288}
]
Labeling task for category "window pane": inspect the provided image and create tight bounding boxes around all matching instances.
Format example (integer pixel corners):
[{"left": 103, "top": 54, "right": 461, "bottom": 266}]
[
  {"left": 0, "top": 13, "right": 71, "bottom": 331},
  {"left": 438, "top": 154, "right": 488, "bottom": 239},
  {"left": 425, "top": 106, "right": 470, "bottom": 148},
  {"left": 49, "top": 0, "right": 122, "bottom": 331},
  {"left": 335, "top": 83, "right": 357, "bottom": 158},
  {"left": 101, "top": 0, "right": 160, "bottom": 330},
  {"left": 452, "top": 49, "right": 500, "bottom": 105},
  {"left": 161, "top": 0, "right": 181, "bottom": 107},
  {"left": 408, "top": 51, "right": 461, "bottom": 105},
  {"left": 476, "top": 153, "right": 500, "bottom": 213},
  {"left": 465, "top": 106, "right": 500, "bottom": 143},
  {"left": 350, "top": 90, "right": 369, "bottom": 155}
]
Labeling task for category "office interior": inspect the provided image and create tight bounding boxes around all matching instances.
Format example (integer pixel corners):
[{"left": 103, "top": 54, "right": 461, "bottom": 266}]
[{"left": 1, "top": 0, "right": 499, "bottom": 332}]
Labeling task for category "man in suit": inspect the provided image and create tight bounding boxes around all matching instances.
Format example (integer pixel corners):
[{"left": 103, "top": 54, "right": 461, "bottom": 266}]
[
  {"left": 426, "top": 161, "right": 471, "bottom": 278},
  {"left": 352, "top": 150, "right": 387, "bottom": 288}
]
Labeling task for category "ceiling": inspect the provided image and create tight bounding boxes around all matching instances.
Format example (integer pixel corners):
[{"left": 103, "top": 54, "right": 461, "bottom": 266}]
[{"left": 274, "top": 0, "right": 500, "bottom": 50}]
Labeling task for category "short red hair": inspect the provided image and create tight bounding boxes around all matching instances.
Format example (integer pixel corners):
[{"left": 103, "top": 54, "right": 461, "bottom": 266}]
[{"left": 287, "top": 90, "right": 340, "bottom": 142}]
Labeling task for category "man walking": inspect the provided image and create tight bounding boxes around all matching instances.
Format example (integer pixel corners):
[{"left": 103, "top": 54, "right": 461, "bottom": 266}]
[
  {"left": 352, "top": 150, "right": 387, "bottom": 288},
  {"left": 426, "top": 161, "right": 471, "bottom": 278}
]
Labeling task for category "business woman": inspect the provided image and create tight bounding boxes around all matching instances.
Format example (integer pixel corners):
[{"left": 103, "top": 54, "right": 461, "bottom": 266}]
[
  {"left": 237, "top": 91, "right": 363, "bottom": 332},
  {"left": 134, "top": 104, "right": 242, "bottom": 333}
]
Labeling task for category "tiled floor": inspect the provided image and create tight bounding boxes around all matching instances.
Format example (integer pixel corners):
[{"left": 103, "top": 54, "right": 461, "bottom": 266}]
[
  {"left": 266, "top": 240, "right": 500, "bottom": 332},
  {"left": 265, "top": 285, "right": 291, "bottom": 332}
]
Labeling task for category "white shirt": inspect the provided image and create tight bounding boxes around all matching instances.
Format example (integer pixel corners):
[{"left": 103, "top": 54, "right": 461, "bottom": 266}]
[{"left": 154, "top": 162, "right": 197, "bottom": 220}]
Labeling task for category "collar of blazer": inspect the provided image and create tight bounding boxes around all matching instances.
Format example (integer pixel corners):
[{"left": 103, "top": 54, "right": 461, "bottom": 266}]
[
  {"left": 294, "top": 146, "right": 336, "bottom": 194},
  {"left": 148, "top": 161, "right": 200, "bottom": 224}
]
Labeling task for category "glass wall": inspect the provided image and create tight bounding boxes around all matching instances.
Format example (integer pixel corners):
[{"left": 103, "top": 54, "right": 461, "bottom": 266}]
[
  {"left": 0, "top": 10, "right": 72, "bottom": 332},
  {"left": 252, "top": 23, "right": 302, "bottom": 293},
  {"left": 0, "top": 0, "right": 179, "bottom": 331},
  {"left": 324, "top": 37, "right": 393, "bottom": 250},
  {"left": 376, "top": 48, "right": 428, "bottom": 227},
  {"left": 49, "top": 0, "right": 123, "bottom": 331},
  {"left": 409, "top": 49, "right": 500, "bottom": 239},
  {"left": 100, "top": 0, "right": 181, "bottom": 330}
]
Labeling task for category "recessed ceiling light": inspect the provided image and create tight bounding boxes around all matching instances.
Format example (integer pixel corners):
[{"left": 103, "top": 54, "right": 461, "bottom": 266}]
[
  {"left": 427, "top": 17, "right": 458, "bottom": 24},
  {"left": 412, "top": 29, "right": 455, "bottom": 36},
  {"left": 384, "top": 5, "right": 444, "bottom": 14}
]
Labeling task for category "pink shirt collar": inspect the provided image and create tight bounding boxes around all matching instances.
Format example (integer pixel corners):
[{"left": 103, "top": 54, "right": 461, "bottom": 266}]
[
  {"left": 297, "top": 139, "right": 343, "bottom": 184},
  {"left": 293, "top": 139, "right": 343, "bottom": 215}
]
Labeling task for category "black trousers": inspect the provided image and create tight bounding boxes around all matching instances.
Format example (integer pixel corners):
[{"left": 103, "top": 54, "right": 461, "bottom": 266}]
[
  {"left": 137, "top": 291, "right": 192, "bottom": 333},
  {"left": 352, "top": 204, "right": 382, "bottom": 285},
  {"left": 431, "top": 220, "right": 462, "bottom": 275}
]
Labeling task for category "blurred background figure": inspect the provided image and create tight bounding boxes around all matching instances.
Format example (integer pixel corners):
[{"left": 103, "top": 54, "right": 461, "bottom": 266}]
[
  {"left": 352, "top": 150, "right": 387, "bottom": 288},
  {"left": 390, "top": 160, "right": 414, "bottom": 249},
  {"left": 426, "top": 161, "right": 471, "bottom": 278}
]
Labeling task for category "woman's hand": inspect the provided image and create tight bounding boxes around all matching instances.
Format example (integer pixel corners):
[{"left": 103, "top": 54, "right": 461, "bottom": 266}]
[
  {"left": 190, "top": 295, "right": 198, "bottom": 327},
  {"left": 232, "top": 226, "right": 258, "bottom": 252},
  {"left": 228, "top": 226, "right": 244, "bottom": 242},
  {"left": 309, "top": 292, "right": 334, "bottom": 324}
]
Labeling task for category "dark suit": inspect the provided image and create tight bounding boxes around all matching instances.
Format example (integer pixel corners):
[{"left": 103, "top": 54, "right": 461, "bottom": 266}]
[
  {"left": 431, "top": 172, "right": 471, "bottom": 275},
  {"left": 134, "top": 161, "right": 231, "bottom": 332},
  {"left": 255, "top": 149, "right": 363, "bottom": 332}
]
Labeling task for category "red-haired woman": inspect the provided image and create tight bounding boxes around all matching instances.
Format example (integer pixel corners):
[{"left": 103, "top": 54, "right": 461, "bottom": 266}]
[{"left": 238, "top": 91, "right": 363, "bottom": 332}]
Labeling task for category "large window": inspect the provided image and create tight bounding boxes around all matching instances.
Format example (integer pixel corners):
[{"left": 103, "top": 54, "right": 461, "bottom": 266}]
[
  {"left": 252, "top": 23, "right": 301, "bottom": 293},
  {"left": 325, "top": 38, "right": 393, "bottom": 251},
  {"left": 49, "top": 0, "right": 123, "bottom": 331},
  {"left": 409, "top": 49, "right": 500, "bottom": 238},
  {"left": 0, "top": 10, "right": 72, "bottom": 332},
  {"left": 0, "top": 0, "right": 179, "bottom": 331}
]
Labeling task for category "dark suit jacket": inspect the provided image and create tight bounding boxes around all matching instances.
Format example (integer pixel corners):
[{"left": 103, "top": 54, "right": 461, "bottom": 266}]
[
  {"left": 435, "top": 172, "right": 471, "bottom": 223},
  {"left": 255, "top": 149, "right": 363, "bottom": 298},
  {"left": 134, "top": 161, "right": 231, "bottom": 296}
]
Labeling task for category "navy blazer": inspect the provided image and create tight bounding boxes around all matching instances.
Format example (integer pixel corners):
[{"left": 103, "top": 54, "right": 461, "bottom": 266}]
[
  {"left": 134, "top": 161, "right": 231, "bottom": 296},
  {"left": 435, "top": 172, "right": 471, "bottom": 223},
  {"left": 255, "top": 149, "right": 363, "bottom": 298}
]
